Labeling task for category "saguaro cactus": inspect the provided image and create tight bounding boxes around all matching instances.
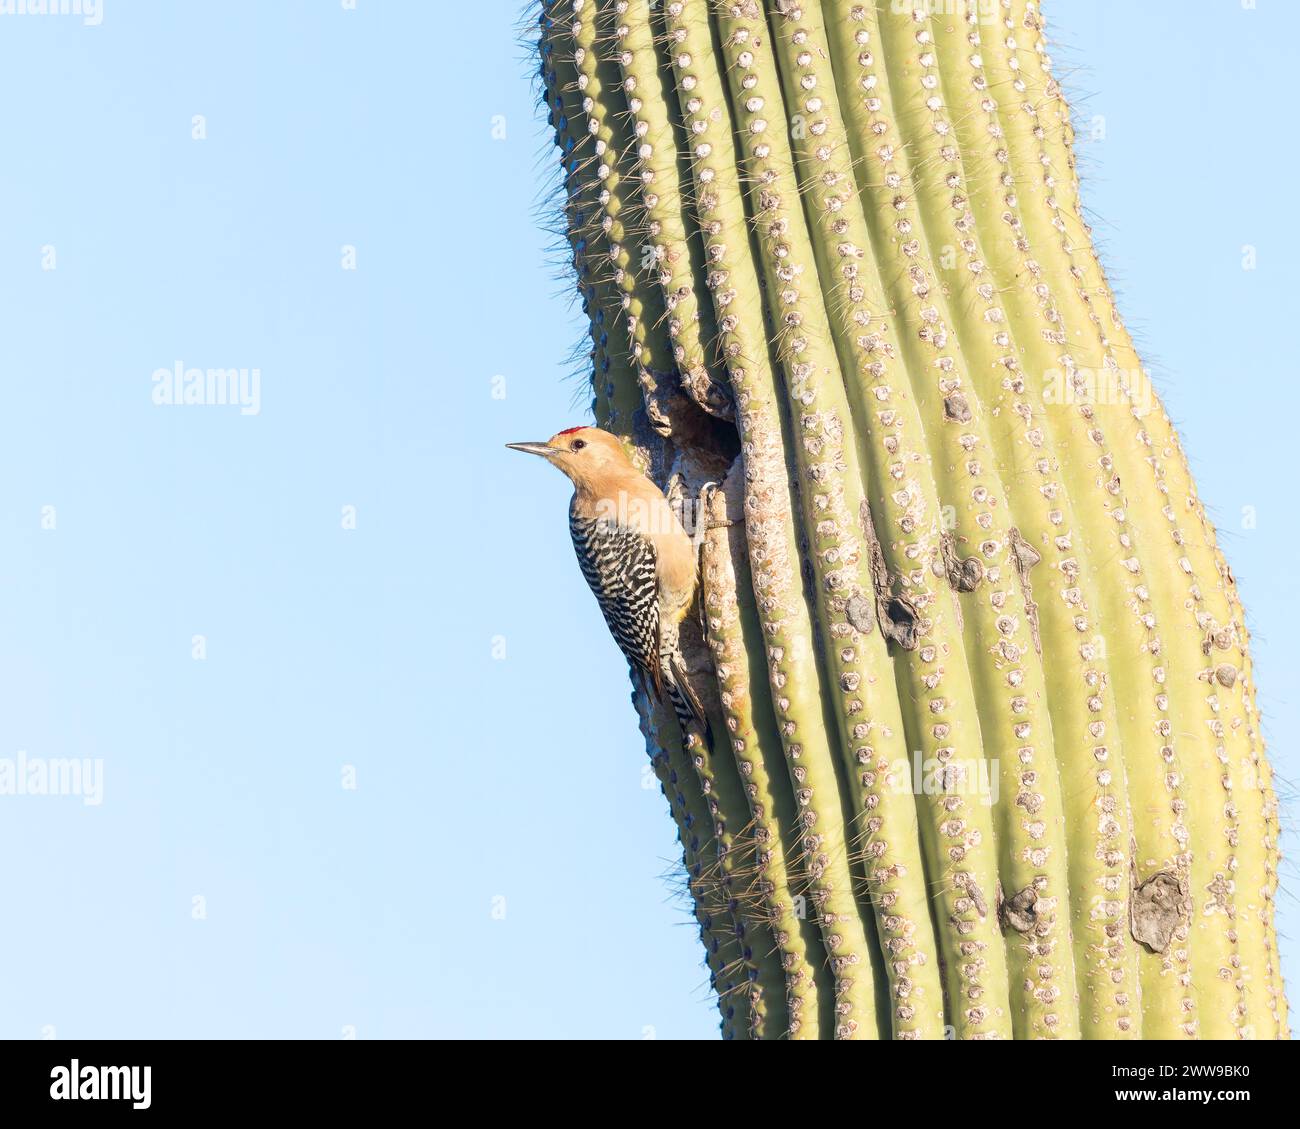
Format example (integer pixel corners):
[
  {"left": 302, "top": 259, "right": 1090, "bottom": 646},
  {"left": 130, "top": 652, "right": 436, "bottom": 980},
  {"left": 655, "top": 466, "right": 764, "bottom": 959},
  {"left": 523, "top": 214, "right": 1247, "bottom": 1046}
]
[{"left": 535, "top": 0, "right": 1286, "bottom": 1039}]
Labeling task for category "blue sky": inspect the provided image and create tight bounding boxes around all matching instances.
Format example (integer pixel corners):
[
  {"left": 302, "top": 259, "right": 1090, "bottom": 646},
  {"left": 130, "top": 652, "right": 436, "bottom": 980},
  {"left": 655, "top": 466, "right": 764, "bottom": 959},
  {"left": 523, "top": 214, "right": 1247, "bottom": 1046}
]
[{"left": 0, "top": 1, "right": 1293, "bottom": 1039}]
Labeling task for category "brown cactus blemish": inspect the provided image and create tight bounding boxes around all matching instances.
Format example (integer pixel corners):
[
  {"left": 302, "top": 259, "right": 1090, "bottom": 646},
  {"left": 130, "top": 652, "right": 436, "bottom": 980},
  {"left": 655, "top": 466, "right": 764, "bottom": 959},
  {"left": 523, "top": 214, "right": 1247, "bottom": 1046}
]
[
  {"left": 846, "top": 593, "right": 875, "bottom": 634},
  {"left": 1130, "top": 871, "right": 1188, "bottom": 954},
  {"left": 858, "top": 496, "right": 917, "bottom": 651},
  {"left": 1008, "top": 526, "right": 1042, "bottom": 574},
  {"left": 941, "top": 532, "right": 986, "bottom": 592},
  {"left": 944, "top": 392, "right": 972, "bottom": 423},
  {"left": 999, "top": 883, "right": 1039, "bottom": 934},
  {"left": 1006, "top": 527, "right": 1043, "bottom": 654},
  {"left": 883, "top": 597, "right": 921, "bottom": 651}
]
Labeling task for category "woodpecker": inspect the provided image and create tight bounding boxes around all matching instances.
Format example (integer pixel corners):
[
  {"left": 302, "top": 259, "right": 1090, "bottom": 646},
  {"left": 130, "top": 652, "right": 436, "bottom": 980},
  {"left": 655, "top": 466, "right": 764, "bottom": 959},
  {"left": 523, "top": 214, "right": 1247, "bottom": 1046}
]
[{"left": 508, "top": 426, "right": 710, "bottom": 745}]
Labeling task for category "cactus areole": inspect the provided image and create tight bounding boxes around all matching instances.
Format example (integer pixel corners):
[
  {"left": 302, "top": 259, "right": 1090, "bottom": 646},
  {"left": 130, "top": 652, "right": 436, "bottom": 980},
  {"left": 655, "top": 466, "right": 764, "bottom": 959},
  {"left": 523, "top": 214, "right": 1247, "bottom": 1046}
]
[{"left": 533, "top": 0, "right": 1286, "bottom": 1040}]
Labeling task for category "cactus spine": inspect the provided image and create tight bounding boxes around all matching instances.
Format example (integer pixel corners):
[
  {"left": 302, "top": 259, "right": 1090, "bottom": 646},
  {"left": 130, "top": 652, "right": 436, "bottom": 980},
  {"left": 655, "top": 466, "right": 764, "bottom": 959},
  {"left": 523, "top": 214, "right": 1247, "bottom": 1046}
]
[{"left": 536, "top": 0, "right": 1287, "bottom": 1039}]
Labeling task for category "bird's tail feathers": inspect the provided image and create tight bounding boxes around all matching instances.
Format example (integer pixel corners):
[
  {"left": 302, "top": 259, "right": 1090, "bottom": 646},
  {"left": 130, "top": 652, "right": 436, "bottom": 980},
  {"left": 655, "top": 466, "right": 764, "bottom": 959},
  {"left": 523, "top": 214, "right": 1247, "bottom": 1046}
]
[{"left": 663, "top": 652, "right": 713, "bottom": 751}]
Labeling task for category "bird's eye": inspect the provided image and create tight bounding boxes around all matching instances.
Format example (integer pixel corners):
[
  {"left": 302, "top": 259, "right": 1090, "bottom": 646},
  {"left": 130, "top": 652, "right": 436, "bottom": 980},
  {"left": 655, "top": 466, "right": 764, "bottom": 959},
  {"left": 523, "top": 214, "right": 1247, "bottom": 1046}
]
[{"left": 570, "top": 439, "right": 587, "bottom": 451}]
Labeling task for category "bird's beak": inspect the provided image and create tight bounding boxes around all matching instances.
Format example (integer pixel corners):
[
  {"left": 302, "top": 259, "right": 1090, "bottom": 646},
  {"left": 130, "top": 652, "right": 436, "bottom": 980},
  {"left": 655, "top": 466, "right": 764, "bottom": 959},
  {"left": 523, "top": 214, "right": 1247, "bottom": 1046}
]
[{"left": 506, "top": 442, "right": 562, "bottom": 459}]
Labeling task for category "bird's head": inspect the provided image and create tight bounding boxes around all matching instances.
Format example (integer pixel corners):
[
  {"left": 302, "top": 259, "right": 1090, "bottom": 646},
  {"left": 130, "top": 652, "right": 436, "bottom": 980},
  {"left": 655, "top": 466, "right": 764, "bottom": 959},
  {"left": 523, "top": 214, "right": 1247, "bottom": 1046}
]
[{"left": 506, "top": 426, "right": 632, "bottom": 490}]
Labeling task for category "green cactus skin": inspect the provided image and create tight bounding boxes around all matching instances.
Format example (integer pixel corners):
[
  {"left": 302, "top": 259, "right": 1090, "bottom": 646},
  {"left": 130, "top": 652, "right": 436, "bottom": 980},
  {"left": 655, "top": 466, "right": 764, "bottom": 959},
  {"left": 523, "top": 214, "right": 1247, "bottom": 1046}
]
[{"left": 536, "top": 0, "right": 1288, "bottom": 1040}]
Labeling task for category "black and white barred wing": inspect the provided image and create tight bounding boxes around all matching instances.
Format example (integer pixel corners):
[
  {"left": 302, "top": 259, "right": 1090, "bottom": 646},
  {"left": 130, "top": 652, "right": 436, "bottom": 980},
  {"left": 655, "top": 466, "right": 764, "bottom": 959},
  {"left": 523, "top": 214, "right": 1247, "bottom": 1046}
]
[{"left": 568, "top": 513, "right": 662, "bottom": 687}]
